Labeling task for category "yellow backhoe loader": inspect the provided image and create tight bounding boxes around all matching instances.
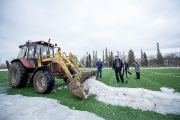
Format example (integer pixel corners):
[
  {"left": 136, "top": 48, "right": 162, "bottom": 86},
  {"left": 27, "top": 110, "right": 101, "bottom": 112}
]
[{"left": 6, "top": 39, "right": 96, "bottom": 99}]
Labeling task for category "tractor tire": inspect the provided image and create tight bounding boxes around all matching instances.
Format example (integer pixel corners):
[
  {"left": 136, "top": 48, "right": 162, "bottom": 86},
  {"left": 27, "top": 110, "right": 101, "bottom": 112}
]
[
  {"left": 9, "top": 61, "right": 28, "bottom": 88},
  {"left": 33, "top": 70, "right": 55, "bottom": 94}
]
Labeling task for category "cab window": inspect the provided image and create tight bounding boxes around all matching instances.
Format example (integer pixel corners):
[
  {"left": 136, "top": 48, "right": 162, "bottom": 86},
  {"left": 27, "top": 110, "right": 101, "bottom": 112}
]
[
  {"left": 36, "top": 44, "right": 54, "bottom": 57},
  {"left": 28, "top": 45, "right": 35, "bottom": 58},
  {"left": 17, "top": 46, "right": 27, "bottom": 58}
]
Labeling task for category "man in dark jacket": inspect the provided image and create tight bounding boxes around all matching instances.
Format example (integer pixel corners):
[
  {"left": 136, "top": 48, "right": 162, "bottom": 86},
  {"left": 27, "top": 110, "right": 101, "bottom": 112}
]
[
  {"left": 124, "top": 60, "right": 132, "bottom": 78},
  {"left": 96, "top": 59, "right": 103, "bottom": 80},
  {"left": 112, "top": 55, "right": 124, "bottom": 83},
  {"left": 133, "top": 59, "right": 140, "bottom": 79}
]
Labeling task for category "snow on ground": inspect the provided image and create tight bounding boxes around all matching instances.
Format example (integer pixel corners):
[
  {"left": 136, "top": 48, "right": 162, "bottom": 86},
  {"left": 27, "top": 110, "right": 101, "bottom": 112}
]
[
  {"left": 160, "top": 87, "right": 175, "bottom": 93},
  {"left": 143, "top": 70, "right": 180, "bottom": 78},
  {"left": 58, "top": 86, "right": 67, "bottom": 90},
  {"left": 0, "top": 94, "right": 104, "bottom": 120},
  {"left": 0, "top": 69, "right": 8, "bottom": 71},
  {"left": 83, "top": 78, "right": 180, "bottom": 115}
]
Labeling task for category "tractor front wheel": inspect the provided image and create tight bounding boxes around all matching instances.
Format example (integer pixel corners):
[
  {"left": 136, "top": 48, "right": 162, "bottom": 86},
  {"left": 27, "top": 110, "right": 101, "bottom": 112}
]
[
  {"left": 9, "top": 61, "right": 28, "bottom": 88},
  {"left": 33, "top": 70, "right": 55, "bottom": 94}
]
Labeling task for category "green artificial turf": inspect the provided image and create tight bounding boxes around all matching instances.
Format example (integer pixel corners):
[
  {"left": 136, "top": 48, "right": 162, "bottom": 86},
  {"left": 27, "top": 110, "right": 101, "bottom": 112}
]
[{"left": 0, "top": 68, "right": 180, "bottom": 120}]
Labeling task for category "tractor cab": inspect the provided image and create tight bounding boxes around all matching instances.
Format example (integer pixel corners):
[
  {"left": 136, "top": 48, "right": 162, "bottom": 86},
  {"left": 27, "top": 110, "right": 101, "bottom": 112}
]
[
  {"left": 18, "top": 40, "right": 55, "bottom": 59},
  {"left": 17, "top": 40, "right": 55, "bottom": 68}
]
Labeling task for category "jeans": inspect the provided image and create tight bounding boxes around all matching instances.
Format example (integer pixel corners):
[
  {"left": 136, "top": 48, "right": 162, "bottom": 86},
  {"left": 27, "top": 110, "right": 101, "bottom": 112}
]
[
  {"left": 115, "top": 67, "right": 124, "bottom": 83},
  {"left": 136, "top": 72, "right": 140, "bottom": 79},
  {"left": 96, "top": 69, "right": 102, "bottom": 79}
]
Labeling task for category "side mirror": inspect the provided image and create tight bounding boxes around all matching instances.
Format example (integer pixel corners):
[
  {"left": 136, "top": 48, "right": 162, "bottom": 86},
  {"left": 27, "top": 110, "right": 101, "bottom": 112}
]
[
  {"left": 19, "top": 45, "right": 22, "bottom": 48},
  {"left": 55, "top": 43, "right": 57, "bottom": 46},
  {"left": 26, "top": 41, "right": 30, "bottom": 47}
]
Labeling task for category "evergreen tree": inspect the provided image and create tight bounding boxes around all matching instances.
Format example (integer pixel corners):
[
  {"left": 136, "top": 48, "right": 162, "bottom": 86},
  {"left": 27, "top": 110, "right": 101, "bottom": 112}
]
[
  {"left": 86, "top": 55, "right": 89, "bottom": 67},
  {"left": 108, "top": 51, "right": 110, "bottom": 66},
  {"left": 92, "top": 51, "right": 95, "bottom": 67},
  {"left": 144, "top": 52, "right": 148, "bottom": 66},
  {"left": 128, "top": 49, "right": 135, "bottom": 66},
  {"left": 88, "top": 54, "right": 92, "bottom": 68},
  {"left": 141, "top": 49, "right": 144, "bottom": 66},
  {"left": 109, "top": 51, "right": 114, "bottom": 66},
  {"left": 95, "top": 51, "right": 98, "bottom": 62},
  {"left": 157, "top": 43, "right": 164, "bottom": 67},
  {"left": 102, "top": 50, "right": 105, "bottom": 65},
  {"left": 105, "top": 47, "right": 108, "bottom": 66}
]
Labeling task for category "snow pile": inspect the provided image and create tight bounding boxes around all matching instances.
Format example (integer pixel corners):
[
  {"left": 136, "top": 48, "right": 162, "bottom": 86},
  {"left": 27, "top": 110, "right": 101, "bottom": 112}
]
[
  {"left": 83, "top": 78, "right": 180, "bottom": 115},
  {"left": 58, "top": 86, "right": 67, "bottom": 90},
  {"left": 0, "top": 69, "right": 8, "bottom": 71},
  {"left": 160, "top": 87, "right": 175, "bottom": 93},
  {"left": 0, "top": 94, "right": 104, "bottom": 120}
]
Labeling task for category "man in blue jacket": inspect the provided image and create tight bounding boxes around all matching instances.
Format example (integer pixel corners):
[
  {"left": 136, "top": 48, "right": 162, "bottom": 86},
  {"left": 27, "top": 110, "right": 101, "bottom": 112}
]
[{"left": 96, "top": 59, "right": 103, "bottom": 80}]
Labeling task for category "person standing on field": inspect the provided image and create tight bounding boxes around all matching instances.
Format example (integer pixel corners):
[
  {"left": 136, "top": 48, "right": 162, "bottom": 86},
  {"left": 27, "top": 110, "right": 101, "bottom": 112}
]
[
  {"left": 124, "top": 60, "right": 132, "bottom": 78},
  {"left": 96, "top": 59, "right": 103, "bottom": 80},
  {"left": 112, "top": 55, "right": 124, "bottom": 83},
  {"left": 133, "top": 59, "right": 140, "bottom": 79}
]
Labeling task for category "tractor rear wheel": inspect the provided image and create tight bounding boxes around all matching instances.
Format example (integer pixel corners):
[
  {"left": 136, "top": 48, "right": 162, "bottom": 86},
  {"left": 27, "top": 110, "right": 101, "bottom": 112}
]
[
  {"left": 9, "top": 61, "right": 28, "bottom": 88},
  {"left": 33, "top": 70, "right": 55, "bottom": 94}
]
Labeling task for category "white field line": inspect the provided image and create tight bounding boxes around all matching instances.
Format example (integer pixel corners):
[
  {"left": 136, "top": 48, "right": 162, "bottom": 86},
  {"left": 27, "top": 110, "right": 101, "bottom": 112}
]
[{"left": 143, "top": 70, "right": 180, "bottom": 78}]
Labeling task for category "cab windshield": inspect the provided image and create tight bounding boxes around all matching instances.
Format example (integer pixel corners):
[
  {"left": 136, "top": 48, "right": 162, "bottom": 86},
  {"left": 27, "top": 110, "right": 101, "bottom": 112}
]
[{"left": 36, "top": 44, "right": 54, "bottom": 57}]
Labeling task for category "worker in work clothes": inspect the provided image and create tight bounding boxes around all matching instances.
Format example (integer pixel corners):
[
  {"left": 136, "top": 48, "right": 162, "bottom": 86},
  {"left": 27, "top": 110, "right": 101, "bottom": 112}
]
[
  {"left": 96, "top": 59, "right": 103, "bottom": 80},
  {"left": 124, "top": 60, "right": 132, "bottom": 78},
  {"left": 112, "top": 55, "right": 124, "bottom": 83},
  {"left": 133, "top": 59, "right": 140, "bottom": 79}
]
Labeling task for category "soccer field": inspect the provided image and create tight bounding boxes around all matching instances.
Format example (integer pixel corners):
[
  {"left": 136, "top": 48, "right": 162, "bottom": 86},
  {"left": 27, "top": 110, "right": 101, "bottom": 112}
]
[{"left": 0, "top": 68, "right": 180, "bottom": 120}]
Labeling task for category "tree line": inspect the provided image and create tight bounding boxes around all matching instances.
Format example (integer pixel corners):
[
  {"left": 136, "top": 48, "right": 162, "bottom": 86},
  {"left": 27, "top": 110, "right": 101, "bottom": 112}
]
[
  {"left": 80, "top": 48, "right": 180, "bottom": 68},
  {"left": 0, "top": 49, "right": 179, "bottom": 69}
]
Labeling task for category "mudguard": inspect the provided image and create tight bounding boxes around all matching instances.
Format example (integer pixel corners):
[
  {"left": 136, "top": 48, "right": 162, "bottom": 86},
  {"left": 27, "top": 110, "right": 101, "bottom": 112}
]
[
  {"left": 30, "top": 66, "right": 50, "bottom": 83},
  {"left": 11, "top": 59, "right": 33, "bottom": 68}
]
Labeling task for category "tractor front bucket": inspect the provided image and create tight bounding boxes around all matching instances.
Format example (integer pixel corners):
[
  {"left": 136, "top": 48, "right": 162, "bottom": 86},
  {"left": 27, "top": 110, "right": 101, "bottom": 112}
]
[
  {"left": 80, "top": 70, "right": 97, "bottom": 83},
  {"left": 67, "top": 70, "right": 97, "bottom": 99},
  {"left": 67, "top": 77, "right": 89, "bottom": 99}
]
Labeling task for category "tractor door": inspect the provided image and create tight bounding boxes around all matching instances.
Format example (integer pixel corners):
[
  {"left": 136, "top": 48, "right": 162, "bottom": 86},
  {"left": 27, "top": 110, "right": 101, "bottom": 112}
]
[
  {"left": 27, "top": 43, "right": 38, "bottom": 68},
  {"left": 17, "top": 46, "right": 27, "bottom": 59}
]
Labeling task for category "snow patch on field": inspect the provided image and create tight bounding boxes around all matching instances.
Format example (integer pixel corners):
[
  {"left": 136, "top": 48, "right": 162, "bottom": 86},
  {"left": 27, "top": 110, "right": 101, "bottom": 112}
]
[
  {"left": 0, "top": 69, "right": 8, "bottom": 71},
  {"left": 58, "top": 86, "right": 67, "bottom": 90},
  {"left": 160, "top": 87, "right": 175, "bottom": 93},
  {"left": 83, "top": 78, "right": 180, "bottom": 115},
  {"left": 0, "top": 94, "right": 104, "bottom": 120}
]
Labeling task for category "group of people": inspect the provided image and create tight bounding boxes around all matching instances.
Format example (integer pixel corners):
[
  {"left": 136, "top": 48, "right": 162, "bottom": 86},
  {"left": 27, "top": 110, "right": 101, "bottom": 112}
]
[{"left": 95, "top": 55, "right": 140, "bottom": 83}]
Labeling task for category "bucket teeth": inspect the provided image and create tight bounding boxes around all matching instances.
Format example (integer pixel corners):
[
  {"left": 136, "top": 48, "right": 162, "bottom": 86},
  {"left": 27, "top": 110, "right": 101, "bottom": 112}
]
[
  {"left": 71, "top": 86, "right": 89, "bottom": 100},
  {"left": 67, "top": 78, "right": 88, "bottom": 99}
]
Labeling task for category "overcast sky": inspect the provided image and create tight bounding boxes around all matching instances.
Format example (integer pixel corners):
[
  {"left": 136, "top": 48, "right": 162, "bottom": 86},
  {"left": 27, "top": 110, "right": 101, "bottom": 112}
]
[{"left": 0, "top": 0, "right": 180, "bottom": 63}]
